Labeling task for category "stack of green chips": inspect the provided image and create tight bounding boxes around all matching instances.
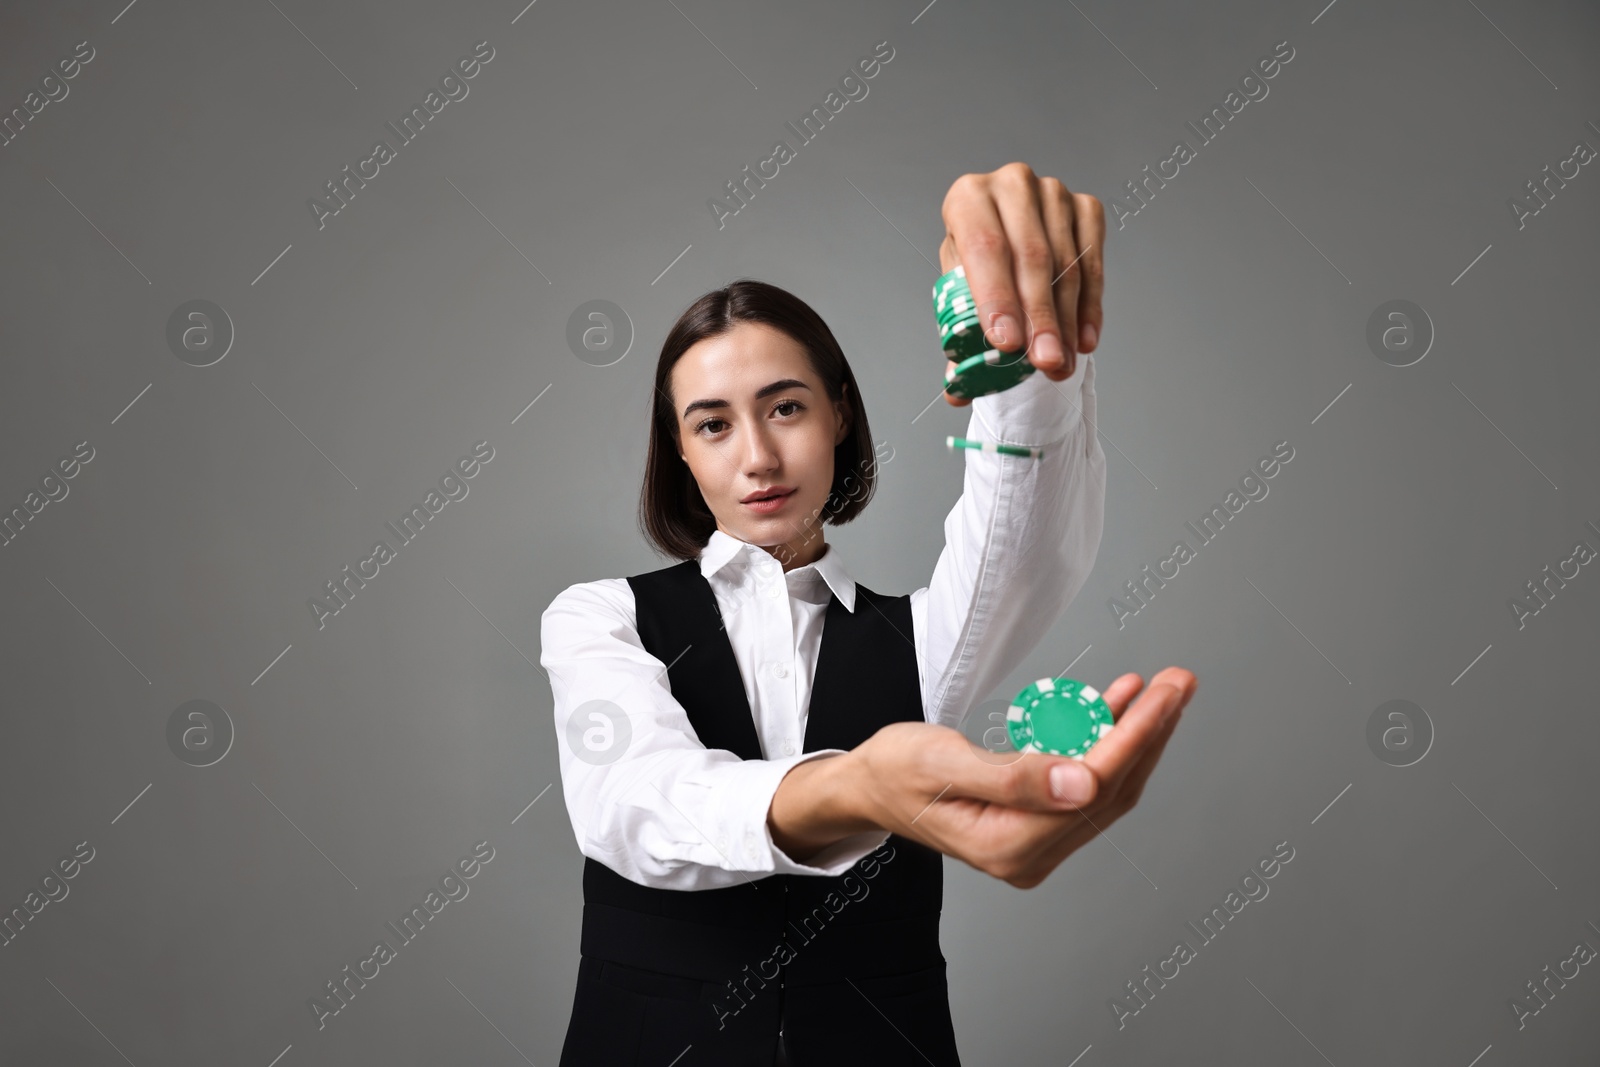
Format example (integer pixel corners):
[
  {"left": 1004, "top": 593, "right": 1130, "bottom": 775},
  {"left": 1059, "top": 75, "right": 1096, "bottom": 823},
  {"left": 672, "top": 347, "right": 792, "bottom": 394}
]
[
  {"left": 1006, "top": 676, "right": 1114, "bottom": 758},
  {"left": 932, "top": 264, "right": 1038, "bottom": 401}
]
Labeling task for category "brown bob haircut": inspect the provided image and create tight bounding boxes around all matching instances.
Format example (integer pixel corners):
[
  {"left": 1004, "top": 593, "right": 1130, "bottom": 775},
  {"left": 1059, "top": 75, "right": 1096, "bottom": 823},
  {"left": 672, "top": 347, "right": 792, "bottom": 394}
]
[{"left": 639, "top": 278, "right": 879, "bottom": 560}]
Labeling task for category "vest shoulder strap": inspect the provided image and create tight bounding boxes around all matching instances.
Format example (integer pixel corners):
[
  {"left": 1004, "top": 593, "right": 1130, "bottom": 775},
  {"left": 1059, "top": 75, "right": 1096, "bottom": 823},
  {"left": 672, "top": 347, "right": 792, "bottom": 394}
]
[{"left": 626, "top": 559, "right": 764, "bottom": 759}]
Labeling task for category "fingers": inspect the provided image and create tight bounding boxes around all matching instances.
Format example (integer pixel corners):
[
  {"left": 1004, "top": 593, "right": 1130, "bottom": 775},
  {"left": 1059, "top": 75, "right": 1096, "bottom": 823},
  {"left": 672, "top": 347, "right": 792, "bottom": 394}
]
[
  {"left": 872, "top": 667, "right": 1194, "bottom": 880},
  {"left": 1071, "top": 192, "right": 1106, "bottom": 356},
  {"left": 1147, "top": 666, "right": 1197, "bottom": 703},
  {"left": 940, "top": 174, "right": 1020, "bottom": 354},
  {"left": 924, "top": 669, "right": 1190, "bottom": 816},
  {"left": 1019, "top": 705, "right": 1187, "bottom": 878},
  {"left": 1082, "top": 669, "right": 1195, "bottom": 797},
  {"left": 1109, "top": 697, "right": 1184, "bottom": 809},
  {"left": 956, "top": 166, "right": 1067, "bottom": 377},
  {"left": 921, "top": 669, "right": 1191, "bottom": 890},
  {"left": 934, "top": 185, "right": 998, "bottom": 412},
  {"left": 990, "top": 172, "right": 1074, "bottom": 381},
  {"left": 1033, "top": 177, "right": 1080, "bottom": 380},
  {"left": 1098, "top": 672, "right": 1146, "bottom": 719},
  {"left": 940, "top": 165, "right": 1090, "bottom": 384},
  {"left": 1094, "top": 680, "right": 1188, "bottom": 821},
  {"left": 938, "top": 163, "right": 1105, "bottom": 406}
]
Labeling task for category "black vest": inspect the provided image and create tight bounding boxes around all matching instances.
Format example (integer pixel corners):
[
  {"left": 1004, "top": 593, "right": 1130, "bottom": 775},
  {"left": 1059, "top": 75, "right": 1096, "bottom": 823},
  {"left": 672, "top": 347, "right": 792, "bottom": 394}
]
[{"left": 578, "top": 558, "right": 945, "bottom": 991}]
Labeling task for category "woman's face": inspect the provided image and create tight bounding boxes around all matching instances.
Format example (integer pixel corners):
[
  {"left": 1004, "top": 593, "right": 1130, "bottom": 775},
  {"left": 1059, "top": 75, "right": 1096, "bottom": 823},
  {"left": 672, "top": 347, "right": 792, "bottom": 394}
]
[{"left": 670, "top": 322, "right": 851, "bottom": 570}]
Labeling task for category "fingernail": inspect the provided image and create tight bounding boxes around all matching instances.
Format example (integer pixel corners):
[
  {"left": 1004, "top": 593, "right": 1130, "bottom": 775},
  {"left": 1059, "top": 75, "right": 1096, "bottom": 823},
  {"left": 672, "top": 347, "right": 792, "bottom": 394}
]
[
  {"left": 1081, "top": 322, "right": 1098, "bottom": 351},
  {"left": 1050, "top": 762, "right": 1093, "bottom": 803},
  {"left": 1033, "top": 332, "right": 1063, "bottom": 368},
  {"left": 990, "top": 314, "right": 1022, "bottom": 350}
]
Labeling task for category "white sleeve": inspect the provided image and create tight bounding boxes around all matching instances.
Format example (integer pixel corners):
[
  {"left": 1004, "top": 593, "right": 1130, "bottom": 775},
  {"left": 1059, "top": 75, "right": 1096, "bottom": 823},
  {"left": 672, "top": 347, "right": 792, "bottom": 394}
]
[
  {"left": 542, "top": 578, "right": 890, "bottom": 891},
  {"left": 911, "top": 351, "right": 1107, "bottom": 730}
]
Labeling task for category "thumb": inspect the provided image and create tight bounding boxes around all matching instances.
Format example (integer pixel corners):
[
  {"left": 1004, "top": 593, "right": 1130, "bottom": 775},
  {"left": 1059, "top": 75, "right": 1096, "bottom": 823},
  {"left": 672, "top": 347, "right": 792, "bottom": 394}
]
[
  {"left": 923, "top": 727, "right": 1099, "bottom": 812},
  {"left": 1045, "top": 757, "right": 1098, "bottom": 807},
  {"left": 966, "top": 750, "right": 1098, "bottom": 811}
]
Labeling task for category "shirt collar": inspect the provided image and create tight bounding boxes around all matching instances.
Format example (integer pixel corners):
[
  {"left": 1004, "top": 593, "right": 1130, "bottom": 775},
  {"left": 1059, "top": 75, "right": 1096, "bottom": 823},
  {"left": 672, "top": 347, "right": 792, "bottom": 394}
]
[{"left": 697, "top": 528, "right": 857, "bottom": 613}]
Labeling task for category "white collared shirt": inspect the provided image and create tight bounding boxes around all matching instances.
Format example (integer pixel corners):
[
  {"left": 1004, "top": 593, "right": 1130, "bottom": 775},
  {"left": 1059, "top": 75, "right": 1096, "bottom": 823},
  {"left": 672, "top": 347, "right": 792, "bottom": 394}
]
[{"left": 541, "top": 353, "right": 1105, "bottom": 890}]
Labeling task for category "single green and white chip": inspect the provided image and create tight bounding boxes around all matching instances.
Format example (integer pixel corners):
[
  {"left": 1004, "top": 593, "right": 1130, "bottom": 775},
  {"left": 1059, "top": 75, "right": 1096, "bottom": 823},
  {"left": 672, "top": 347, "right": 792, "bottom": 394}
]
[
  {"left": 940, "top": 322, "right": 992, "bottom": 361},
  {"left": 1006, "top": 676, "right": 1114, "bottom": 758},
  {"left": 943, "top": 347, "right": 1037, "bottom": 400}
]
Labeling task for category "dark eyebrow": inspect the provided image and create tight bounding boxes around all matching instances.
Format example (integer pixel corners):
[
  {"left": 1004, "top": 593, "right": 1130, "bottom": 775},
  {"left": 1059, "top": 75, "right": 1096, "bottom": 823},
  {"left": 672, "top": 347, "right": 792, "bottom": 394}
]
[{"left": 682, "top": 379, "right": 812, "bottom": 420}]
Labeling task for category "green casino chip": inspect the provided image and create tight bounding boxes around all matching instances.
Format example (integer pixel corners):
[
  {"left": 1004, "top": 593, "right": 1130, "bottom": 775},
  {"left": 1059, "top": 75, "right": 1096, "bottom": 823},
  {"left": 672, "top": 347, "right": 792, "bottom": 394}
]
[
  {"left": 930, "top": 264, "right": 1042, "bottom": 457},
  {"left": 943, "top": 347, "right": 1037, "bottom": 400},
  {"left": 931, "top": 263, "right": 967, "bottom": 296},
  {"left": 934, "top": 264, "right": 1027, "bottom": 362},
  {"left": 1006, "top": 676, "right": 1114, "bottom": 758},
  {"left": 941, "top": 323, "right": 991, "bottom": 361}
]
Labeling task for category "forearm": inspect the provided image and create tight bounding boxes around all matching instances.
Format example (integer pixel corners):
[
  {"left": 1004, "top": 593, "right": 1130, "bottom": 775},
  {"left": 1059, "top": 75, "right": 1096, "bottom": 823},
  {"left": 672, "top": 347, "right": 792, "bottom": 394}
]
[
  {"left": 766, "top": 750, "right": 883, "bottom": 863},
  {"left": 547, "top": 579, "right": 897, "bottom": 889},
  {"left": 918, "top": 355, "right": 1107, "bottom": 728}
]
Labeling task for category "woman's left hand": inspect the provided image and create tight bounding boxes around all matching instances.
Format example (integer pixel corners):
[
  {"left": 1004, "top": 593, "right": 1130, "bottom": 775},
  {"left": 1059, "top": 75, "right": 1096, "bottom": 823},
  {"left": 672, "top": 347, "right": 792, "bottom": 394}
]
[{"left": 938, "top": 162, "right": 1106, "bottom": 404}]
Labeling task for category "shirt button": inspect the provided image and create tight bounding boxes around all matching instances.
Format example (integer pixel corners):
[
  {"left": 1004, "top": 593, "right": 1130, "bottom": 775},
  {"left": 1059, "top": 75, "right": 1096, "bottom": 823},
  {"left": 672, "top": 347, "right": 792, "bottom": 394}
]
[
  {"left": 783, "top": 739, "right": 795, "bottom": 755},
  {"left": 773, "top": 663, "right": 789, "bottom": 679},
  {"left": 765, "top": 585, "right": 782, "bottom": 598}
]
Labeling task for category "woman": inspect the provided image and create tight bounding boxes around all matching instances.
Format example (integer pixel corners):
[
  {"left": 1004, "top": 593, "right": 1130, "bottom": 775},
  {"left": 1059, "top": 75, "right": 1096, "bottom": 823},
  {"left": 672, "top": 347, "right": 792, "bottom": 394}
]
[{"left": 542, "top": 164, "right": 1197, "bottom": 1066}]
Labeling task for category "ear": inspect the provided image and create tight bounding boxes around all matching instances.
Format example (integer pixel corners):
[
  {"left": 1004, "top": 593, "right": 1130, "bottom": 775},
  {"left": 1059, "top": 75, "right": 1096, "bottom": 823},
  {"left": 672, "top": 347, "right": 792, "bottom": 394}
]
[{"left": 834, "top": 382, "right": 852, "bottom": 446}]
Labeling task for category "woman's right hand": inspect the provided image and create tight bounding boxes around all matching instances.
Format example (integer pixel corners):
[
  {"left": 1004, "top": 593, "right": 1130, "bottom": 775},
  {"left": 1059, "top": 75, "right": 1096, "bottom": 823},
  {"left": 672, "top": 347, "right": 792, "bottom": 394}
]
[{"left": 849, "top": 667, "right": 1195, "bottom": 888}]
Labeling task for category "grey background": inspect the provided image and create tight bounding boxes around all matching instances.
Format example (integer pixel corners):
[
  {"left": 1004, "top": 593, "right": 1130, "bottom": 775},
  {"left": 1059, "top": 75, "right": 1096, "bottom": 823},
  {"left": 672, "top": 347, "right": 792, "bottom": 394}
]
[{"left": 2, "top": 0, "right": 1597, "bottom": 1063}]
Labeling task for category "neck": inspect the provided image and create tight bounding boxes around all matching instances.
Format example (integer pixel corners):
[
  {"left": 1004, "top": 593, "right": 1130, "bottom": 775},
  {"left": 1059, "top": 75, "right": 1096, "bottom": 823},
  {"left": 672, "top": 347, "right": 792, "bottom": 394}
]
[{"left": 768, "top": 535, "right": 827, "bottom": 571}]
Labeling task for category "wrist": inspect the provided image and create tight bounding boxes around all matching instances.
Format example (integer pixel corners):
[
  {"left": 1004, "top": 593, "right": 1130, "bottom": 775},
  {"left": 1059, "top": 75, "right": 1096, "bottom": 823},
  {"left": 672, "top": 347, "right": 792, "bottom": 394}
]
[
  {"left": 768, "top": 752, "right": 882, "bottom": 861},
  {"left": 815, "top": 749, "right": 883, "bottom": 837},
  {"left": 970, "top": 353, "right": 1085, "bottom": 446}
]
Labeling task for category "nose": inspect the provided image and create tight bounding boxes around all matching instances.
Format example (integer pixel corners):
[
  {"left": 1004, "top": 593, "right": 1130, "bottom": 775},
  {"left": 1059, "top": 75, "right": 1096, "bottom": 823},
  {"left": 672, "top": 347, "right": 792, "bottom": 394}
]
[{"left": 740, "top": 421, "right": 780, "bottom": 475}]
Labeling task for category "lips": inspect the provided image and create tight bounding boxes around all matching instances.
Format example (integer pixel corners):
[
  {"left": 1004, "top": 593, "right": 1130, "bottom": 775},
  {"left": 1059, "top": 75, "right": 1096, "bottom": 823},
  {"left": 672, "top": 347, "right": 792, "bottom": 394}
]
[{"left": 741, "top": 487, "right": 796, "bottom": 514}]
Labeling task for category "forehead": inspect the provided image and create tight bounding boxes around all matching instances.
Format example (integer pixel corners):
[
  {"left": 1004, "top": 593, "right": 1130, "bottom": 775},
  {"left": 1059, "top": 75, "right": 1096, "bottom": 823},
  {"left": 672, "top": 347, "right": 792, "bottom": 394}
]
[{"left": 672, "top": 322, "right": 812, "bottom": 396}]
